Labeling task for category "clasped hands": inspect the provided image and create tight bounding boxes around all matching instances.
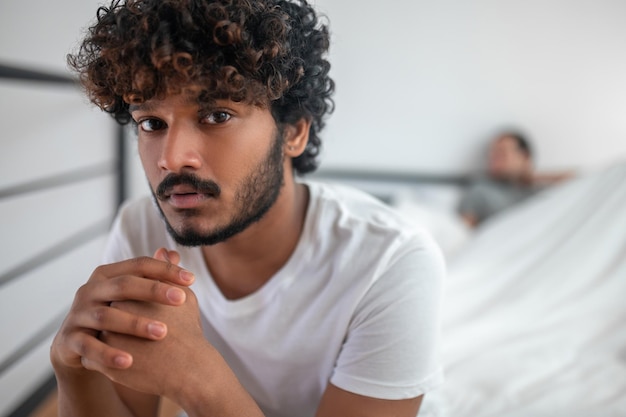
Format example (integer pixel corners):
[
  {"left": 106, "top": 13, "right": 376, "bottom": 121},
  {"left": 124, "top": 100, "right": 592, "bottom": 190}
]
[{"left": 51, "top": 248, "right": 210, "bottom": 397}]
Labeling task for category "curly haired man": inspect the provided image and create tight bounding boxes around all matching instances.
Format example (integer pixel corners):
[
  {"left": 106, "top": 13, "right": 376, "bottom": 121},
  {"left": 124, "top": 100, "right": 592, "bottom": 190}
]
[{"left": 50, "top": 1, "right": 445, "bottom": 416}]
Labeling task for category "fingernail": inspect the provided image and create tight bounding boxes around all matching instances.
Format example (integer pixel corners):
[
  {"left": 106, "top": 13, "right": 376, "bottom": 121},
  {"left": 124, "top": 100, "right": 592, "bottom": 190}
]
[
  {"left": 179, "top": 269, "right": 195, "bottom": 283},
  {"left": 114, "top": 355, "right": 132, "bottom": 368},
  {"left": 167, "top": 287, "right": 186, "bottom": 303},
  {"left": 148, "top": 322, "right": 166, "bottom": 338}
]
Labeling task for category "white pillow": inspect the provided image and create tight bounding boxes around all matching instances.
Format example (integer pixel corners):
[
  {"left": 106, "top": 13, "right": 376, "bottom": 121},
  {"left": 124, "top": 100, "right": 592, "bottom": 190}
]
[{"left": 393, "top": 192, "right": 471, "bottom": 260}]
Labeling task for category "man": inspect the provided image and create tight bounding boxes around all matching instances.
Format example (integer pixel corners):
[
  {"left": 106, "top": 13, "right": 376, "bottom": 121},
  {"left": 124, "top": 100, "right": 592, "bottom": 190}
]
[
  {"left": 458, "top": 131, "right": 572, "bottom": 227},
  {"left": 50, "top": 1, "right": 445, "bottom": 416}
]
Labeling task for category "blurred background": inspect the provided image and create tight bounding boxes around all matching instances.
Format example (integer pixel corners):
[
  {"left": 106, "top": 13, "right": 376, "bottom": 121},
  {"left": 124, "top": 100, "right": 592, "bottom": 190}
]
[{"left": 1, "top": 0, "right": 625, "bottom": 416}]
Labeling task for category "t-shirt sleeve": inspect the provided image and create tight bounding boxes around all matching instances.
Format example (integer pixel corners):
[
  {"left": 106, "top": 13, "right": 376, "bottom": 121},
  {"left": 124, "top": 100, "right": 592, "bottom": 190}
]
[{"left": 330, "top": 234, "right": 446, "bottom": 399}]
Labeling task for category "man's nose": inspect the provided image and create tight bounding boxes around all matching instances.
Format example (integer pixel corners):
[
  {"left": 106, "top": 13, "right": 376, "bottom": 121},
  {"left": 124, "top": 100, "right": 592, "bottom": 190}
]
[{"left": 157, "top": 124, "right": 203, "bottom": 172}]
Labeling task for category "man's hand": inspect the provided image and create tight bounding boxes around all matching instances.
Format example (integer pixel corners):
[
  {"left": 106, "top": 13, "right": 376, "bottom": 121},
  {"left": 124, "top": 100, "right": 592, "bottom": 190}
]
[
  {"left": 50, "top": 248, "right": 195, "bottom": 375},
  {"left": 95, "top": 278, "right": 212, "bottom": 398}
]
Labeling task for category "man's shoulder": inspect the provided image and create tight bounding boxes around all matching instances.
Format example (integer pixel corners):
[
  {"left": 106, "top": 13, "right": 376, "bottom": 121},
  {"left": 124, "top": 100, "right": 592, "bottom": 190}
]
[
  {"left": 302, "top": 180, "right": 445, "bottom": 287},
  {"left": 305, "top": 180, "right": 435, "bottom": 246},
  {"left": 308, "top": 180, "right": 407, "bottom": 222}
]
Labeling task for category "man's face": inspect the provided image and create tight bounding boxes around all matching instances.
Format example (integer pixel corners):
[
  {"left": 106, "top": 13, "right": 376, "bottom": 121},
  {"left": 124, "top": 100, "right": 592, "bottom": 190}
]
[
  {"left": 487, "top": 136, "right": 532, "bottom": 181},
  {"left": 131, "top": 94, "right": 285, "bottom": 246}
]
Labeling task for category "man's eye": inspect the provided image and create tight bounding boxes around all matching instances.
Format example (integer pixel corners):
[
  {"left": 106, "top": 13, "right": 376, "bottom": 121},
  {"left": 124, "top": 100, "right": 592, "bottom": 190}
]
[
  {"left": 137, "top": 119, "right": 165, "bottom": 132},
  {"left": 205, "top": 111, "right": 231, "bottom": 124}
]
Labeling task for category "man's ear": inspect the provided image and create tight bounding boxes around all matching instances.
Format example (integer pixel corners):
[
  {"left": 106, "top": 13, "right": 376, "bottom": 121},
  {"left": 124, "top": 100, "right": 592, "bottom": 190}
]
[{"left": 283, "top": 118, "right": 311, "bottom": 157}]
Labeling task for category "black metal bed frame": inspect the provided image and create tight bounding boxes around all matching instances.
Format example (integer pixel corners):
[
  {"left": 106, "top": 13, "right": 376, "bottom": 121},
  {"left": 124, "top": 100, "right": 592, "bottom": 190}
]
[{"left": 0, "top": 62, "right": 127, "bottom": 417}]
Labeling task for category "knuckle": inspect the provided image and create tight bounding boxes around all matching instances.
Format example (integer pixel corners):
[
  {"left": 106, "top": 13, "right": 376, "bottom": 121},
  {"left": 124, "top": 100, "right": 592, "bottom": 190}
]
[
  {"left": 129, "top": 315, "right": 142, "bottom": 333},
  {"left": 91, "top": 306, "right": 107, "bottom": 326},
  {"left": 75, "top": 283, "right": 91, "bottom": 299},
  {"left": 160, "top": 261, "right": 177, "bottom": 281},
  {"left": 75, "top": 337, "right": 89, "bottom": 357},
  {"left": 111, "top": 275, "right": 131, "bottom": 295},
  {"left": 151, "top": 280, "right": 165, "bottom": 298},
  {"left": 92, "top": 264, "right": 106, "bottom": 276},
  {"left": 90, "top": 264, "right": 114, "bottom": 283},
  {"left": 132, "top": 256, "right": 152, "bottom": 269}
]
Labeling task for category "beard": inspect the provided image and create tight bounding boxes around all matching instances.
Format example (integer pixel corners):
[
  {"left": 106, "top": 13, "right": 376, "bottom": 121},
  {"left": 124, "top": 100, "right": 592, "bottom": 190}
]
[{"left": 151, "top": 130, "right": 285, "bottom": 246}]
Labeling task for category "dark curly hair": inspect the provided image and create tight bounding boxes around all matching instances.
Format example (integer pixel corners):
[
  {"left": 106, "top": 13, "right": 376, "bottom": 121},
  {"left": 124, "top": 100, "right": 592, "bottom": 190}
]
[{"left": 68, "top": 0, "right": 335, "bottom": 174}]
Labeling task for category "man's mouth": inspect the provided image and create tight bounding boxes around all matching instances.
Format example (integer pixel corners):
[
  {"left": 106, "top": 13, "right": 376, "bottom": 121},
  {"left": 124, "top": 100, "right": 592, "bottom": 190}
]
[
  {"left": 155, "top": 173, "right": 221, "bottom": 208},
  {"left": 166, "top": 190, "right": 212, "bottom": 209},
  {"left": 163, "top": 184, "right": 205, "bottom": 198}
]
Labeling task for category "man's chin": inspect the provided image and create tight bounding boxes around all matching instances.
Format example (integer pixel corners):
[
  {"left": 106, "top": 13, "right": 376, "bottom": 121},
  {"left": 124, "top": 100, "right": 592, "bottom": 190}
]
[
  {"left": 166, "top": 228, "right": 217, "bottom": 247},
  {"left": 165, "top": 221, "right": 242, "bottom": 247}
]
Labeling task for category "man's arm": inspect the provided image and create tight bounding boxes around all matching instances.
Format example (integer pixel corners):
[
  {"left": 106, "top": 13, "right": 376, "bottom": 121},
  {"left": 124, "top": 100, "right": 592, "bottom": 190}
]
[
  {"left": 316, "top": 384, "right": 423, "bottom": 417},
  {"left": 54, "top": 368, "right": 152, "bottom": 417},
  {"left": 311, "top": 236, "right": 444, "bottom": 417},
  {"left": 531, "top": 170, "right": 576, "bottom": 186}
]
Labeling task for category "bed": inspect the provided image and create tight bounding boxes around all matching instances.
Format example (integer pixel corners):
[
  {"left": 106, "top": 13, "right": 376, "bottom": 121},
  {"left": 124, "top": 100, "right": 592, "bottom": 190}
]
[{"left": 313, "top": 161, "right": 626, "bottom": 416}]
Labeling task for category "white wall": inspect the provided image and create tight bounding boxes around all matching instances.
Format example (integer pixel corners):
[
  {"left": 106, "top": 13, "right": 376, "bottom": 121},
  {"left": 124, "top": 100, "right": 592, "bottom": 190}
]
[
  {"left": 0, "top": 1, "right": 100, "bottom": 72},
  {"left": 0, "top": 1, "right": 114, "bottom": 415},
  {"left": 314, "top": 0, "right": 626, "bottom": 174}
]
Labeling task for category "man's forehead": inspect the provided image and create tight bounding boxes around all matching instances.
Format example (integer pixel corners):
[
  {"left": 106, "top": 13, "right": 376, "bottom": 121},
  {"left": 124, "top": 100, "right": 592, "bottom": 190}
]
[{"left": 494, "top": 136, "right": 518, "bottom": 148}]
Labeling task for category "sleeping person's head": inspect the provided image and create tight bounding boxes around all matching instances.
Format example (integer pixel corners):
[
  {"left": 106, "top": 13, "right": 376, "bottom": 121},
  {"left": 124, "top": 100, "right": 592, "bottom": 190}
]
[{"left": 487, "top": 132, "right": 533, "bottom": 182}]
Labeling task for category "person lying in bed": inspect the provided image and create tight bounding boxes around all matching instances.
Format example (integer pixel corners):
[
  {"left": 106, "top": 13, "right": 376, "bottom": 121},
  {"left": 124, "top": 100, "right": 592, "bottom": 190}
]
[
  {"left": 49, "top": 1, "right": 445, "bottom": 417},
  {"left": 458, "top": 131, "right": 573, "bottom": 227}
]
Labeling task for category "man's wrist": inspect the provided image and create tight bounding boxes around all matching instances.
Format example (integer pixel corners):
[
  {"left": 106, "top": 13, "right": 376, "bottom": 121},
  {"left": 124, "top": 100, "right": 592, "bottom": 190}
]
[{"left": 172, "top": 346, "right": 264, "bottom": 417}]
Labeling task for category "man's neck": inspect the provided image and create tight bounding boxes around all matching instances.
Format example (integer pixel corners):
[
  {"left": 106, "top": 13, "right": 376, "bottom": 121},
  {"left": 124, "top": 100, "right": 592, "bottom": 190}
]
[{"left": 200, "top": 180, "right": 309, "bottom": 300}]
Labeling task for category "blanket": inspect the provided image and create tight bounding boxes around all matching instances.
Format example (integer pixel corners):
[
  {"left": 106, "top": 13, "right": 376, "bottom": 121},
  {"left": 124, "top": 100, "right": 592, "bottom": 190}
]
[{"left": 430, "top": 162, "right": 626, "bottom": 416}]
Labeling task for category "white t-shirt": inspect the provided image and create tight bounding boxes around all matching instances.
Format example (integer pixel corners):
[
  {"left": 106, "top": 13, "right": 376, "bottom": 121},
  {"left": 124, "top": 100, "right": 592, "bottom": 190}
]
[{"left": 102, "top": 180, "right": 445, "bottom": 417}]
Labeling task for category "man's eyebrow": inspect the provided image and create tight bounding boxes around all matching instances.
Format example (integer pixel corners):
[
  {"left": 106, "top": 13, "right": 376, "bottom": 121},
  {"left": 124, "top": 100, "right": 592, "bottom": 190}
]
[
  {"left": 128, "top": 96, "right": 201, "bottom": 113},
  {"left": 128, "top": 102, "right": 153, "bottom": 113}
]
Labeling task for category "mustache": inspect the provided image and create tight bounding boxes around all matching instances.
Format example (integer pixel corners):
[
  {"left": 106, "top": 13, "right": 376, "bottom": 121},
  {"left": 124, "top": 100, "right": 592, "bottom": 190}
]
[{"left": 155, "top": 173, "right": 221, "bottom": 201}]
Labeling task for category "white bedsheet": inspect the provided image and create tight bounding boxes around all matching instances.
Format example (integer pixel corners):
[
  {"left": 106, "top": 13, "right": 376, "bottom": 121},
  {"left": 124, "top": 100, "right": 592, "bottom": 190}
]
[{"left": 428, "top": 162, "right": 626, "bottom": 416}]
